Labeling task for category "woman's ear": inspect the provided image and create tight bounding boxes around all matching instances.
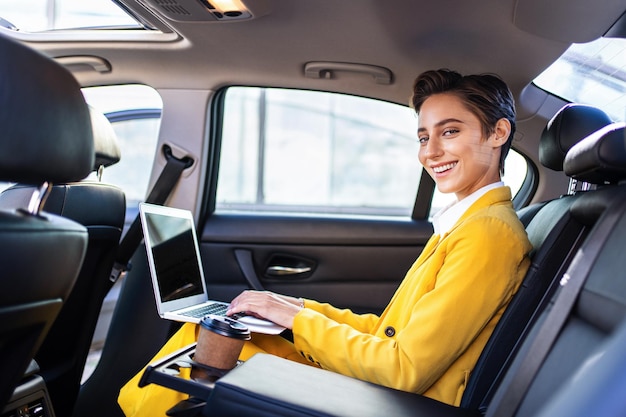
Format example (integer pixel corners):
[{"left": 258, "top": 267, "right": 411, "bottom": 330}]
[{"left": 491, "top": 118, "right": 511, "bottom": 148}]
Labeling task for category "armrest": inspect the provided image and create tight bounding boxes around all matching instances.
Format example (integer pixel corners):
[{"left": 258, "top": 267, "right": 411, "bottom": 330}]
[{"left": 205, "top": 354, "right": 480, "bottom": 417}]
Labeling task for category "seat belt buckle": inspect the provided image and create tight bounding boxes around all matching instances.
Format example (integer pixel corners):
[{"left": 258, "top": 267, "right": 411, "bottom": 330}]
[{"left": 110, "top": 261, "right": 131, "bottom": 283}]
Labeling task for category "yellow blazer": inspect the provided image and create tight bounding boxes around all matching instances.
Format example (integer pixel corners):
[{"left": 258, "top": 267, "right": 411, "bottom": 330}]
[{"left": 292, "top": 186, "right": 531, "bottom": 406}]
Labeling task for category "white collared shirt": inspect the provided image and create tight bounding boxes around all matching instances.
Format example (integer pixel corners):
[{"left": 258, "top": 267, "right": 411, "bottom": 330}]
[{"left": 432, "top": 182, "right": 505, "bottom": 236}]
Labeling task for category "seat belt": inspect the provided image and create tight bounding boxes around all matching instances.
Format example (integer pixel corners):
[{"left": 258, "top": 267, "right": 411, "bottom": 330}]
[
  {"left": 486, "top": 200, "right": 625, "bottom": 417},
  {"left": 109, "top": 145, "right": 193, "bottom": 283}
]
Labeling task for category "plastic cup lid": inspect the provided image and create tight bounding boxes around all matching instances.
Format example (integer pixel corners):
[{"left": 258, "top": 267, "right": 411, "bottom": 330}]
[{"left": 200, "top": 315, "right": 251, "bottom": 340}]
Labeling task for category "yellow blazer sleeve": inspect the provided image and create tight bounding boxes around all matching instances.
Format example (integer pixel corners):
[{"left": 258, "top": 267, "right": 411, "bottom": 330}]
[
  {"left": 292, "top": 212, "right": 530, "bottom": 396},
  {"left": 303, "top": 299, "right": 379, "bottom": 333}
]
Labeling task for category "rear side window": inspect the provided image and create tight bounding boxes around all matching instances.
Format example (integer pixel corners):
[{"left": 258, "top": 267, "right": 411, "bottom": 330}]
[{"left": 216, "top": 87, "right": 421, "bottom": 216}]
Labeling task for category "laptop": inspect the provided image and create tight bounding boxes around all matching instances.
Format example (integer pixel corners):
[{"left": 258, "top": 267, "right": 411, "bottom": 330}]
[{"left": 139, "top": 202, "right": 285, "bottom": 335}]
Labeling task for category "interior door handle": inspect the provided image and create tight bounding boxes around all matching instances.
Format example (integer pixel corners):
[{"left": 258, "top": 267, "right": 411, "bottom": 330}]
[{"left": 266, "top": 265, "right": 312, "bottom": 277}]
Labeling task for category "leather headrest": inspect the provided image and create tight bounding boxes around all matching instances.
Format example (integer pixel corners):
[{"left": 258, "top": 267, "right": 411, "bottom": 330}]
[
  {"left": 539, "top": 104, "right": 612, "bottom": 171},
  {"left": 0, "top": 33, "right": 94, "bottom": 184},
  {"left": 564, "top": 123, "right": 626, "bottom": 184},
  {"left": 89, "top": 106, "right": 121, "bottom": 170}
]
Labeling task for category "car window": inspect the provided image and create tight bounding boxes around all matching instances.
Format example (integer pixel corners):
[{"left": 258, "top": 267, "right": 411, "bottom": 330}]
[
  {"left": 82, "top": 85, "right": 163, "bottom": 212},
  {"left": 216, "top": 87, "right": 530, "bottom": 218},
  {"left": 534, "top": 37, "right": 626, "bottom": 123},
  {"left": 0, "top": 0, "right": 141, "bottom": 32}
]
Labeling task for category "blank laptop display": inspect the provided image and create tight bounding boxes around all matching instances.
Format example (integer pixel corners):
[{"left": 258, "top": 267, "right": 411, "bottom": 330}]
[{"left": 139, "top": 202, "right": 284, "bottom": 335}]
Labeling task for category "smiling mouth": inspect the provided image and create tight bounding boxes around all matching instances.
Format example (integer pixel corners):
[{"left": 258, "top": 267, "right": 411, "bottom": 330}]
[{"left": 432, "top": 162, "right": 457, "bottom": 173}]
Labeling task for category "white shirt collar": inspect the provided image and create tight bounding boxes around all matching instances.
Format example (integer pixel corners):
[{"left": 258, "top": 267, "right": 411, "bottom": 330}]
[{"left": 432, "top": 181, "right": 504, "bottom": 236}]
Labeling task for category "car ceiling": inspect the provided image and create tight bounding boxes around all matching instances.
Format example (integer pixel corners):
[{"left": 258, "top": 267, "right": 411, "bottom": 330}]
[
  {"left": 16, "top": 0, "right": 621, "bottom": 106},
  {"left": 5, "top": 0, "right": 625, "bottom": 202}
]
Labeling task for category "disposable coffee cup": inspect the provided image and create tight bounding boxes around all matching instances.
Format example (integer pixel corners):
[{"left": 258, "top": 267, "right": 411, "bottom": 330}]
[{"left": 192, "top": 315, "right": 251, "bottom": 379}]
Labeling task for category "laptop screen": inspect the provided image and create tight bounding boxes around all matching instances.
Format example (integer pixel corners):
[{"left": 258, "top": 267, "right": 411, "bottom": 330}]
[{"left": 143, "top": 210, "right": 204, "bottom": 303}]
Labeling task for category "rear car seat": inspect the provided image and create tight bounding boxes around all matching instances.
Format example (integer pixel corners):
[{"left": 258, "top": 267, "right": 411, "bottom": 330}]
[
  {"left": 194, "top": 123, "right": 626, "bottom": 416},
  {"left": 486, "top": 122, "right": 626, "bottom": 417},
  {"left": 461, "top": 103, "right": 613, "bottom": 411}
]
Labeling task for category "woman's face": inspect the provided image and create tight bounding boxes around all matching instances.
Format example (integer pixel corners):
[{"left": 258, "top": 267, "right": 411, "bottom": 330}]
[{"left": 417, "top": 93, "right": 507, "bottom": 201}]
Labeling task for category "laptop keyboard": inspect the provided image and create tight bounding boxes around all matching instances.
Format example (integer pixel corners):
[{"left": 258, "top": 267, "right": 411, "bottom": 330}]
[{"left": 180, "top": 302, "right": 228, "bottom": 318}]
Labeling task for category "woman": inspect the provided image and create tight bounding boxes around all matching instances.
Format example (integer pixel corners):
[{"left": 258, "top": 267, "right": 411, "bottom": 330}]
[{"left": 119, "top": 69, "right": 531, "bottom": 415}]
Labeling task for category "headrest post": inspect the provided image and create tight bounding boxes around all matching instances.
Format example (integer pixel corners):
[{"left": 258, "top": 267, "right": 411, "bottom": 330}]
[
  {"left": 97, "top": 165, "right": 104, "bottom": 182},
  {"left": 567, "top": 178, "right": 577, "bottom": 195},
  {"left": 26, "top": 182, "right": 52, "bottom": 215},
  {"left": 568, "top": 178, "right": 594, "bottom": 195}
]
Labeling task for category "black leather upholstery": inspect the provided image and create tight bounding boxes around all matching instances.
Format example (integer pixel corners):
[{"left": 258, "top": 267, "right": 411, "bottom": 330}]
[
  {"left": 90, "top": 107, "right": 122, "bottom": 169},
  {"left": 539, "top": 103, "right": 613, "bottom": 172},
  {"left": 0, "top": 32, "right": 92, "bottom": 410},
  {"left": 208, "top": 354, "right": 481, "bottom": 417},
  {"left": 0, "top": 37, "right": 93, "bottom": 184},
  {"left": 0, "top": 105, "right": 126, "bottom": 416},
  {"left": 564, "top": 123, "right": 626, "bottom": 184}
]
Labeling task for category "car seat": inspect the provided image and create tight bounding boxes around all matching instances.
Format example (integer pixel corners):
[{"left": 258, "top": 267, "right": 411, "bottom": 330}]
[
  {"left": 0, "top": 32, "right": 94, "bottom": 412},
  {"left": 0, "top": 106, "right": 126, "bottom": 416}
]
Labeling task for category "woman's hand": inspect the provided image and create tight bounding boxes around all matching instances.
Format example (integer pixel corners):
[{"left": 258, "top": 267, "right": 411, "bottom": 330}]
[{"left": 226, "top": 290, "right": 303, "bottom": 329}]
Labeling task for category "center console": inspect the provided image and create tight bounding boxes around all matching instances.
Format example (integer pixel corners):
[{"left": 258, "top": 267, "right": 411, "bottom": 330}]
[{"left": 140, "top": 345, "right": 480, "bottom": 417}]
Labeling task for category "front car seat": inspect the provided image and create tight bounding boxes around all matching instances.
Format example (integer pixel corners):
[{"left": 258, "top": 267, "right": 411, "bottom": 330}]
[
  {"left": 0, "top": 32, "right": 94, "bottom": 410},
  {"left": 0, "top": 106, "right": 126, "bottom": 416}
]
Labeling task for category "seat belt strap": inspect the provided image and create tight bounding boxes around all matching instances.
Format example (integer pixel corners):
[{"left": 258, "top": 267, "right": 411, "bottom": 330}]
[
  {"left": 486, "top": 201, "right": 624, "bottom": 417},
  {"left": 109, "top": 145, "right": 193, "bottom": 283}
]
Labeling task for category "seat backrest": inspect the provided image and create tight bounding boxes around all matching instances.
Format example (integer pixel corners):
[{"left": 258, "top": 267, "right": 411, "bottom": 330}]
[
  {"left": 0, "top": 107, "right": 126, "bottom": 416},
  {"left": 0, "top": 33, "right": 94, "bottom": 410},
  {"left": 488, "top": 122, "right": 626, "bottom": 417},
  {"left": 461, "top": 103, "right": 613, "bottom": 410}
]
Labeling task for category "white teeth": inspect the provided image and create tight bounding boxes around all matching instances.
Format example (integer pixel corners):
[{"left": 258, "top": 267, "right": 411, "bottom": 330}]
[{"left": 432, "top": 162, "right": 457, "bottom": 173}]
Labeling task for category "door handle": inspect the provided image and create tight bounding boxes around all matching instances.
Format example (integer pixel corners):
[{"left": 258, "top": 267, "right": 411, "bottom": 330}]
[{"left": 265, "top": 265, "right": 312, "bottom": 277}]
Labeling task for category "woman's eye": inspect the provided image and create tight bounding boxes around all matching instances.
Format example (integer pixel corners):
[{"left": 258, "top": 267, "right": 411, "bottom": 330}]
[
  {"left": 418, "top": 136, "right": 428, "bottom": 144},
  {"left": 443, "top": 128, "right": 459, "bottom": 136}
]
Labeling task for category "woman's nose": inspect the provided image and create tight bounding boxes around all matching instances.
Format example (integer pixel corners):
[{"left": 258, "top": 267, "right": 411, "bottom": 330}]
[{"left": 421, "top": 138, "right": 442, "bottom": 159}]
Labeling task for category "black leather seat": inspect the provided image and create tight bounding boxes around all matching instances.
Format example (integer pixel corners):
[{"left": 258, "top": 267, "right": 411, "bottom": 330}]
[
  {"left": 0, "top": 107, "right": 126, "bottom": 416},
  {"left": 461, "top": 103, "right": 614, "bottom": 411},
  {"left": 516, "top": 103, "right": 614, "bottom": 227},
  {"left": 0, "top": 33, "right": 94, "bottom": 411},
  {"left": 486, "top": 122, "right": 626, "bottom": 417}
]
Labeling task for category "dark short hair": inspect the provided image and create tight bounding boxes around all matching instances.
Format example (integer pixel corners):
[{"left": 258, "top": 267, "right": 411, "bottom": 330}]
[{"left": 410, "top": 69, "right": 516, "bottom": 175}]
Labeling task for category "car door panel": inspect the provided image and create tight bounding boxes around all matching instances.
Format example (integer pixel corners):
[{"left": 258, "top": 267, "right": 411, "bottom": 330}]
[{"left": 199, "top": 214, "right": 433, "bottom": 315}]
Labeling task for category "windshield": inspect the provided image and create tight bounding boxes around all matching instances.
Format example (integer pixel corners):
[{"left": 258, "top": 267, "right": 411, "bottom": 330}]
[{"left": 534, "top": 37, "right": 626, "bottom": 122}]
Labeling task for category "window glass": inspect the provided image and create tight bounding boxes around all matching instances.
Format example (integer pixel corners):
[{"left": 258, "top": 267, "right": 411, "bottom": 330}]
[
  {"left": 0, "top": 0, "right": 141, "bottom": 32},
  {"left": 216, "top": 87, "right": 530, "bottom": 218},
  {"left": 102, "top": 117, "right": 162, "bottom": 204},
  {"left": 534, "top": 37, "right": 626, "bottom": 122},
  {"left": 217, "top": 87, "right": 422, "bottom": 216},
  {"left": 82, "top": 84, "right": 163, "bottom": 208}
]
